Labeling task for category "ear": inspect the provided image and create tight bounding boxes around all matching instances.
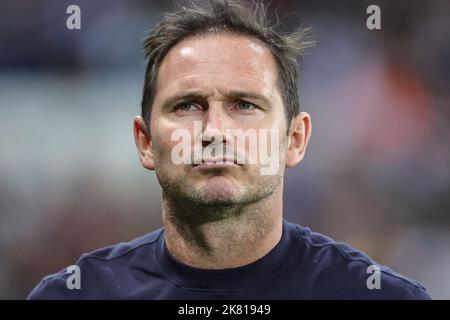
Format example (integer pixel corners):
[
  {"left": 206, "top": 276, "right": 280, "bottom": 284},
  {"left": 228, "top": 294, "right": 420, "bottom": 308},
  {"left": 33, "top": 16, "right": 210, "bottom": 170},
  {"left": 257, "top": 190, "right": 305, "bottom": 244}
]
[
  {"left": 285, "top": 112, "right": 312, "bottom": 168},
  {"left": 133, "top": 116, "right": 155, "bottom": 170}
]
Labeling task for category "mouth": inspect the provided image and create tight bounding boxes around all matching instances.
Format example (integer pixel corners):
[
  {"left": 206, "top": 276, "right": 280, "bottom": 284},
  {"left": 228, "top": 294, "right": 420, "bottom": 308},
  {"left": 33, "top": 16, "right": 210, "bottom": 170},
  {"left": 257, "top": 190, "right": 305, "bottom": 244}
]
[{"left": 192, "top": 158, "right": 239, "bottom": 169}]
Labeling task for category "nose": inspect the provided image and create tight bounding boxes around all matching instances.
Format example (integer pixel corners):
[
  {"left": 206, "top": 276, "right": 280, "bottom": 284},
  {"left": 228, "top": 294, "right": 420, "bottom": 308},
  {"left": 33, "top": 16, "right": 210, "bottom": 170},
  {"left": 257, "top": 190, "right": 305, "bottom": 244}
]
[{"left": 202, "top": 103, "right": 233, "bottom": 148}]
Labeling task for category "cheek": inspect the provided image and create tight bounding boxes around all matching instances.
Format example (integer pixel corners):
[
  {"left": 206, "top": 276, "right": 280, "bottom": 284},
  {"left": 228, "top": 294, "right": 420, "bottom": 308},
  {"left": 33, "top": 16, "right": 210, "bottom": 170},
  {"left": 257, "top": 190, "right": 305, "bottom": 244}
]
[
  {"left": 153, "top": 136, "right": 177, "bottom": 165},
  {"left": 152, "top": 121, "right": 196, "bottom": 165},
  {"left": 151, "top": 123, "right": 176, "bottom": 161},
  {"left": 279, "top": 136, "right": 289, "bottom": 162}
]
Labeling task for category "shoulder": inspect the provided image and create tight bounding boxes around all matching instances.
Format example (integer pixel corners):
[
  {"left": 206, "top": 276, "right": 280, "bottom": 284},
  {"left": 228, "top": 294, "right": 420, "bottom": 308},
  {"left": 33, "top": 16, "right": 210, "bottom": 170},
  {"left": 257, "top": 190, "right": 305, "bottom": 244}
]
[
  {"left": 289, "top": 221, "right": 432, "bottom": 299},
  {"left": 27, "top": 228, "right": 163, "bottom": 300}
]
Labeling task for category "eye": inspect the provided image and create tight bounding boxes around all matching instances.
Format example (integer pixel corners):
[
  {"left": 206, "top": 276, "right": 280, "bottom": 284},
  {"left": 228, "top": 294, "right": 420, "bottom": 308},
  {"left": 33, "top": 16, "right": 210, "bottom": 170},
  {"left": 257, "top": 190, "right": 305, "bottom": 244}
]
[
  {"left": 174, "top": 102, "right": 201, "bottom": 112},
  {"left": 236, "top": 101, "right": 256, "bottom": 111}
]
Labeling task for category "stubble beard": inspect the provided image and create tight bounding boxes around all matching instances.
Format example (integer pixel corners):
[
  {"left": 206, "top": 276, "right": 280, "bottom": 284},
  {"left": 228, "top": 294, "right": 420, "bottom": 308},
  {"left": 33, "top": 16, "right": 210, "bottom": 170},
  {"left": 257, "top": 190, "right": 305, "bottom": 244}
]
[{"left": 155, "top": 163, "right": 283, "bottom": 224}]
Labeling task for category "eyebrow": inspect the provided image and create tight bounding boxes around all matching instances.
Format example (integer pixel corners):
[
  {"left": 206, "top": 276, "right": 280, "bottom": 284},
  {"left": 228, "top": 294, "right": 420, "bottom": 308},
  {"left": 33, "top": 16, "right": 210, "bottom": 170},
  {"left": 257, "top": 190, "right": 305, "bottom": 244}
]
[{"left": 161, "top": 89, "right": 272, "bottom": 110}]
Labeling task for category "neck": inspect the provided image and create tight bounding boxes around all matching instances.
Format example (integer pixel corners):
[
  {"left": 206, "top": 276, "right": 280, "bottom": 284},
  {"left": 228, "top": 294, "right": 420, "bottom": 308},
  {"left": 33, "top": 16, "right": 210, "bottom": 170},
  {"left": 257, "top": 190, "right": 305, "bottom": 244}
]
[{"left": 161, "top": 186, "right": 284, "bottom": 269}]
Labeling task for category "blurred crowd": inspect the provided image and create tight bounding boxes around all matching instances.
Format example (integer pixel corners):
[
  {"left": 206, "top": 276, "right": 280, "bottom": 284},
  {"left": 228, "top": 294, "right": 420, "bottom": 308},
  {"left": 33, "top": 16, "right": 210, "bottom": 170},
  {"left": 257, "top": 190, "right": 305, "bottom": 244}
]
[{"left": 0, "top": 0, "right": 449, "bottom": 298}]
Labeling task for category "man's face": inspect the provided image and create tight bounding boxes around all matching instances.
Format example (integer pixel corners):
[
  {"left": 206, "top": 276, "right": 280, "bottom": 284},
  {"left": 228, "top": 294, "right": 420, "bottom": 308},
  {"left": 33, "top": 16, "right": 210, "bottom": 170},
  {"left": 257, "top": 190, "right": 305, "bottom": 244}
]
[{"left": 138, "top": 34, "right": 300, "bottom": 208}]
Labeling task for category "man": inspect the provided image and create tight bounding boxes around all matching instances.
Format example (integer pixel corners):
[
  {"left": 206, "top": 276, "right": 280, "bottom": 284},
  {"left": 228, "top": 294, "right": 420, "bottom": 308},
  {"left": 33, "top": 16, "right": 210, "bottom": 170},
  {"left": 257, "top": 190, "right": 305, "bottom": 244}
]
[{"left": 29, "top": 0, "right": 431, "bottom": 299}]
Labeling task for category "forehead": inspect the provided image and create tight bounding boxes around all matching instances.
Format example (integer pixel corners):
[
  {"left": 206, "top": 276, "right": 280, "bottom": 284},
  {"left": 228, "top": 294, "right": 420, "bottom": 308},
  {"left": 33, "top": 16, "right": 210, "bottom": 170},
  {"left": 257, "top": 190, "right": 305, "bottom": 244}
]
[{"left": 156, "top": 33, "right": 279, "bottom": 94}]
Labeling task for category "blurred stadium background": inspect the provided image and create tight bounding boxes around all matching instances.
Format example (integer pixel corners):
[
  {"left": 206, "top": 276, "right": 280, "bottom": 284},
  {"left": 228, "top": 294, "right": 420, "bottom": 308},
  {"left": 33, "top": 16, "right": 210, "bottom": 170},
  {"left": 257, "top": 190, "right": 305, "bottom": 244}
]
[{"left": 0, "top": 0, "right": 449, "bottom": 299}]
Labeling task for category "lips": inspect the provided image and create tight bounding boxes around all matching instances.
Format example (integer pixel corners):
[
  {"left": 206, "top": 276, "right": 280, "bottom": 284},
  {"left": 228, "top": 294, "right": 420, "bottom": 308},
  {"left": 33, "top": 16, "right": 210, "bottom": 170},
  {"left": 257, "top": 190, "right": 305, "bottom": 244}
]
[
  {"left": 203, "top": 158, "right": 235, "bottom": 164},
  {"left": 191, "top": 155, "right": 242, "bottom": 169},
  {"left": 193, "top": 158, "right": 238, "bottom": 166}
]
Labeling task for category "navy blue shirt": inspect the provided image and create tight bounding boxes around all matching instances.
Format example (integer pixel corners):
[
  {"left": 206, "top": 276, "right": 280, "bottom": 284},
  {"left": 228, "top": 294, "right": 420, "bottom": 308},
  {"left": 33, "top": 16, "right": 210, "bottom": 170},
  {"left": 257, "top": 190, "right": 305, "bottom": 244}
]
[{"left": 28, "top": 219, "right": 431, "bottom": 299}]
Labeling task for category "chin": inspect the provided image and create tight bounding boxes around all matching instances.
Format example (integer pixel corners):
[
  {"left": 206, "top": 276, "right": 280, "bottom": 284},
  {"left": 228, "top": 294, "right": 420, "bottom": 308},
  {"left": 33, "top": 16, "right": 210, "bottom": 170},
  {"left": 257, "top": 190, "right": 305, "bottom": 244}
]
[{"left": 196, "top": 177, "right": 242, "bottom": 203}]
